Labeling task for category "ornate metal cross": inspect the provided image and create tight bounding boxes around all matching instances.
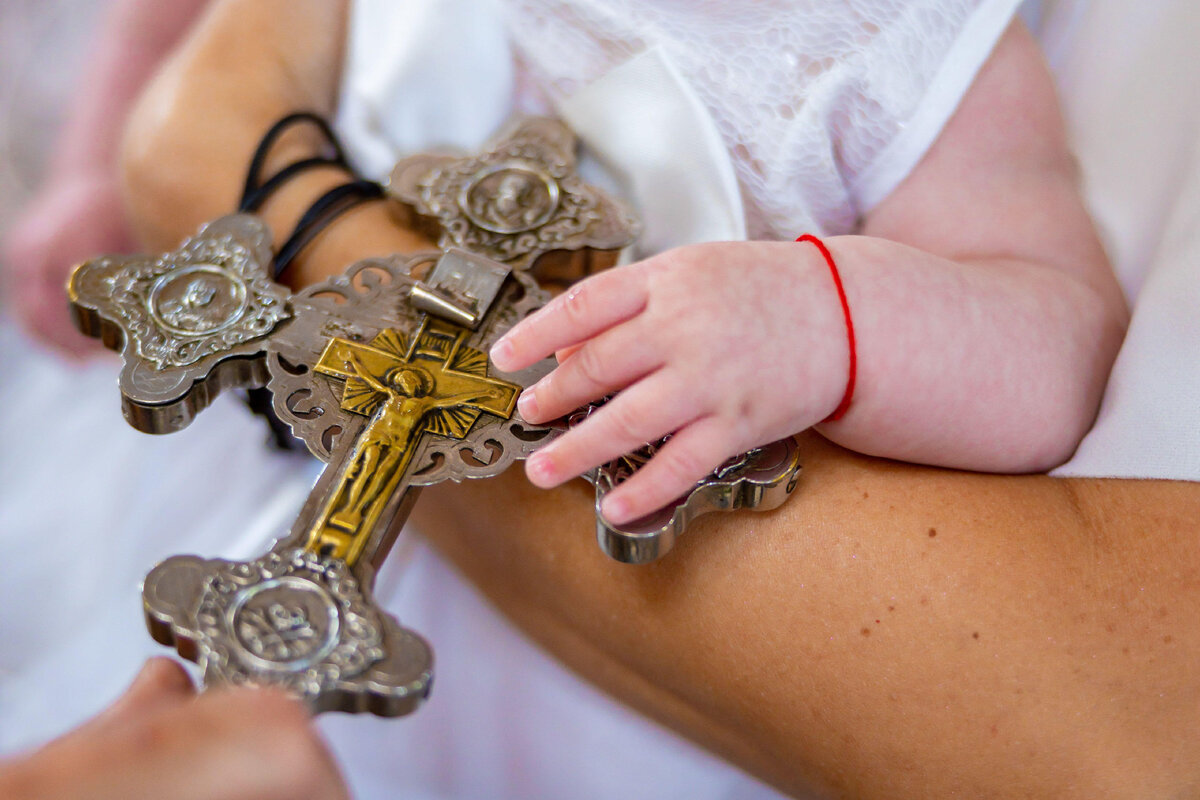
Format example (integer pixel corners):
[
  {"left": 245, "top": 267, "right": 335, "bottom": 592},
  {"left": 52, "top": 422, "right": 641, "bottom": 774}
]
[
  {"left": 69, "top": 214, "right": 286, "bottom": 433},
  {"left": 305, "top": 321, "right": 520, "bottom": 564},
  {"left": 67, "top": 114, "right": 802, "bottom": 718}
]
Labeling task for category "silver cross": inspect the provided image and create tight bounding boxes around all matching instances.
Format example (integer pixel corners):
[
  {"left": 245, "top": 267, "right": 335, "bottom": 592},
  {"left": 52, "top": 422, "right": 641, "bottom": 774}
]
[
  {"left": 566, "top": 401, "right": 802, "bottom": 564},
  {"left": 71, "top": 117, "right": 801, "bottom": 719}
]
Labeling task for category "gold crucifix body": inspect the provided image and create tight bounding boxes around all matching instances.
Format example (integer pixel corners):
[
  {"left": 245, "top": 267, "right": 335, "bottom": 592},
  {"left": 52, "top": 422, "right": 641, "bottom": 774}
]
[{"left": 307, "top": 319, "right": 520, "bottom": 566}]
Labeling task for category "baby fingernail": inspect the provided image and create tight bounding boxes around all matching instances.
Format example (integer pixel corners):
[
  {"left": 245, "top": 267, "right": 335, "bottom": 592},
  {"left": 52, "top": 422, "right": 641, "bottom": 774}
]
[
  {"left": 602, "top": 495, "right": 632, "bottom": 523},
  {"left": 527, "top": 452, "right": 556, "bottom": 485},
  {"left": 490, "top": 338, "right": 514, "bottom": 369},
  {"left": 517, "top": 390, "right": 539, "bottom": 420}
]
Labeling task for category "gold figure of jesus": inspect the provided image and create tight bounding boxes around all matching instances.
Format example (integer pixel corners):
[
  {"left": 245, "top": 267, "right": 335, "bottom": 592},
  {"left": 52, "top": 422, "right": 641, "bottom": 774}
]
[{"left": 307, "top": 323, "right": 520, "bottom": 565}]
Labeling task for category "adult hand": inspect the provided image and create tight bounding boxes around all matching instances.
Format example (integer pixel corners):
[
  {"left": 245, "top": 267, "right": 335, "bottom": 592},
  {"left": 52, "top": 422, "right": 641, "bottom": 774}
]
[
  {"left": 0, "top": 658, "right": 349, "bottom": 800},
  {"left": 3, "top": 169, "right": 132, "bottom": 358}
]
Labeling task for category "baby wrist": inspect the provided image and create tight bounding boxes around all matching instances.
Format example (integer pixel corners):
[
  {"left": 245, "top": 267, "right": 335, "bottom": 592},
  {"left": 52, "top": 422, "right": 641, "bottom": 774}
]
[{"left": 795, "top": 234, "right": 856, "bottom": 422}]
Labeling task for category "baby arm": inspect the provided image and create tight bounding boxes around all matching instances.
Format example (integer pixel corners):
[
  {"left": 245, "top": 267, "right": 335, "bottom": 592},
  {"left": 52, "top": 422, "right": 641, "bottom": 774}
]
[{"left": 491, "top": 22, "right": 1128, "bottom": 525}]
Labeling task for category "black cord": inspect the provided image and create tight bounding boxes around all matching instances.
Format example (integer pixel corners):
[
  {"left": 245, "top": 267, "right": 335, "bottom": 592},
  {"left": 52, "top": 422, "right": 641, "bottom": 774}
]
[
  {"left": 238, "top": 111, "right": 350, "bottom": 212},
  {"left": 240, "top": 155, "right": 339, "bottom": 213},
  {"left": 271, "top": 178, "right": 385, "bottom": 280},
  {"left": 233, "top": 111, "right": 386, "bottom": 279},
  {"left": 234, "top": 113, "right": 387, "bottom": 451}
]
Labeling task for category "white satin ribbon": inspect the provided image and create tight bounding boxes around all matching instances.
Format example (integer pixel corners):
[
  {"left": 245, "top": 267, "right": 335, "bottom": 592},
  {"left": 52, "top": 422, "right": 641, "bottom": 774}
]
[
  {"left": 336, "top": 0, "right": 514, "bottom": 177},
  {"left": 556, "top": 47, "right": 746, "bottom": 255}
]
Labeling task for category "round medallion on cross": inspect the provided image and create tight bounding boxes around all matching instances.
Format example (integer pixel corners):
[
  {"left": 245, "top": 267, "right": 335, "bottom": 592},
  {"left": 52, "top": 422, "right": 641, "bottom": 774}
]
[
  {"left": 459, "top": 161, "right": 560, "bottom": 234},
  {"left": 149, "top": 264, "right": 250, "bottom": 336}
]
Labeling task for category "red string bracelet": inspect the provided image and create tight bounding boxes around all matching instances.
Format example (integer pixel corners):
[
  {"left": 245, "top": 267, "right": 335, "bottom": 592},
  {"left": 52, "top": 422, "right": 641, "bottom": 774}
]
[{"left": 796, "top": 234, "right": 856, "bottom": 422}]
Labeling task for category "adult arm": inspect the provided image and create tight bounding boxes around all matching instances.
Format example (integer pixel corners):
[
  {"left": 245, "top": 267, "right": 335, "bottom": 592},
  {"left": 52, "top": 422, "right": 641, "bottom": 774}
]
[
  {"left": 414, "top": 438, "right": 1200, "bottom": 799},
  {"left": 3, "top": 0, "right": 210, "bottom": 356},
  {"left": 119, "top": 0, "right": 430, "bottom": 282}
]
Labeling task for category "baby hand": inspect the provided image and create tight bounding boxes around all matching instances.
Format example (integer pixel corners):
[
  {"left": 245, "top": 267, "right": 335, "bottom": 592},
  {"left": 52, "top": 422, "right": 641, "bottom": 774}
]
[{"left": 490, "top": 241, "right": 848, "bottom": 525}]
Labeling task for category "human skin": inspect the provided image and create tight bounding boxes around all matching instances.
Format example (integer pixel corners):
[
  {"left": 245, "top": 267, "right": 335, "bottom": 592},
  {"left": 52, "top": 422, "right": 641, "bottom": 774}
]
[
  {"left": 494, "top": 31, "right": 1129, "bottom": 518},
  {"left": 2, "top": 0, "right": 211, "bottom": 357},
  {"left": 117, "top": 1, "right": 1200, "bottom": 797},
  {"left": 0, "top": 659, "right": 349, "bottom": 800}
]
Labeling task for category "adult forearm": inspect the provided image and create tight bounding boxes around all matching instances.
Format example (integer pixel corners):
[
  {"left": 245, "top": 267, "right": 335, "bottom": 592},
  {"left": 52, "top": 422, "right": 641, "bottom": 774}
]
[
  {"left": 815, "top": 234, "right": 1127, "bottom": 472},
  {"left": 412, "top": 436, "right": 1200, "bottom": 799},
  {"left": 50, "top": 0, "right": 210, "bottom": 179},
  {"left": 117, "top": 0, "right": 434, "bottom": 274}
]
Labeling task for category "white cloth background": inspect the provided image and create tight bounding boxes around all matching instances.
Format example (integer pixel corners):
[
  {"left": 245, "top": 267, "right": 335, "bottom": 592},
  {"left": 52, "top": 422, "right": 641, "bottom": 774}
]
[{"left": 1043, "top": 0, "right": 1200, "bottom": 480}]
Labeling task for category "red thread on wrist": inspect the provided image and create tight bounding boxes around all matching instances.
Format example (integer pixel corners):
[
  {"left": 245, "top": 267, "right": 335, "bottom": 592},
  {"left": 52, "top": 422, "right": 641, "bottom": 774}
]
[{"left": 796, "top": 234, "right": 856, "bottom": 422}]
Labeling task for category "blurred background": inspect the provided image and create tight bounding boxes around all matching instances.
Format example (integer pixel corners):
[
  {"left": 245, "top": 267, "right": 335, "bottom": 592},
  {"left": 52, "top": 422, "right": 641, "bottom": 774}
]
[
  {"left": 0, "top": 8, "right": 770, "bottom": 797},
  {"left": 0, "top": 0, "right": 326, "bottom": 752},
  {"left": 0, "top": 0, "right": 101, "bottom": 238}
]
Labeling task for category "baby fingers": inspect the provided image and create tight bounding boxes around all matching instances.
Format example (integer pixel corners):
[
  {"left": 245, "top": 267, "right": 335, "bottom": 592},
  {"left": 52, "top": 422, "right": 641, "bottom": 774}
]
[
  {"left": 599, "top": 415, "right": 742, "bottom": 525},
  {"left": 490, "top": 266, "right": 648, "bottom": 373},
  {"left": 517, "top": 320, "right": 662, "bottom": 423},
  {"left": 524, "top": 371, "right": 701, "bottom": 491}
]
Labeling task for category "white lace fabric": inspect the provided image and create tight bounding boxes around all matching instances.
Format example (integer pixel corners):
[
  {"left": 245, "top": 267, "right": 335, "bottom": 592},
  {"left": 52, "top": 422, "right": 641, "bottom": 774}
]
[
  {"left": 339, "top": 0, "right": 1020, "bottom": 242},
  {"left": 497, "top": 0, "right": 1022, "bottom": 238}
]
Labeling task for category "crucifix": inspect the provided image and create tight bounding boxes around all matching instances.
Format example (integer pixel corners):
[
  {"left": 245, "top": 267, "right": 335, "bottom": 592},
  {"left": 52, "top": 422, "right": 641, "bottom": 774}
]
[
  {"left": 69, "top": 113, "right": 802, "bottom": 716},
  {"left": 305, "top": 319, "right": 520, "bottom": 564},
  {"left": 388, "top": 115, "right": 801, "bottom": 562},
  {"left": 71, "top": 198, "right": 559, "bottom": 715}
]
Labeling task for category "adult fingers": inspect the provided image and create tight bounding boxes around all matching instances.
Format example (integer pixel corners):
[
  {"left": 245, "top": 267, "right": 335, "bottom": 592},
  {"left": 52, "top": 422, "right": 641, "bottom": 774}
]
[
  {"left": 128, "top": 687, "right": 349, "bottom": 800},
  {"left": 103, "top": 658, "right": 195, "bottom": 722},
  {"left": 23, "top": 269, "right": 101, "bottom": 360},
  {"left": 491, "top": 265, "right": 648, "bottom": 373},
  {"left": 599, "top": 415, "right": 741, "bottom": 525},
  {"left": 193, "top": 688, "right": 349, "bottom": 800},
  {"left": 66, "top": 658, "right": 195, "bottom": 739},
  {"left": 524, "top": 370, "right": 702, "bottom": 489},
  {"left": 518, "top": 318, "right": 662, "bottom": 423},
  {"left": 3, "top": 176, "right": 128, "bottom": 359}
]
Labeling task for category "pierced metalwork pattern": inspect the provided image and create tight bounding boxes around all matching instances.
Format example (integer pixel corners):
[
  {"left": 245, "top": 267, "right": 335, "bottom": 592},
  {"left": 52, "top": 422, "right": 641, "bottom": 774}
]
[
  {"left": 569, "top": 400, "right": 803, "bottom": 564},
  {"left": 266, "top": 255, "right": 556, "bottom": 472},
  {"left": 407, "top": 414, "right": 561, "bottom": 486}
]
